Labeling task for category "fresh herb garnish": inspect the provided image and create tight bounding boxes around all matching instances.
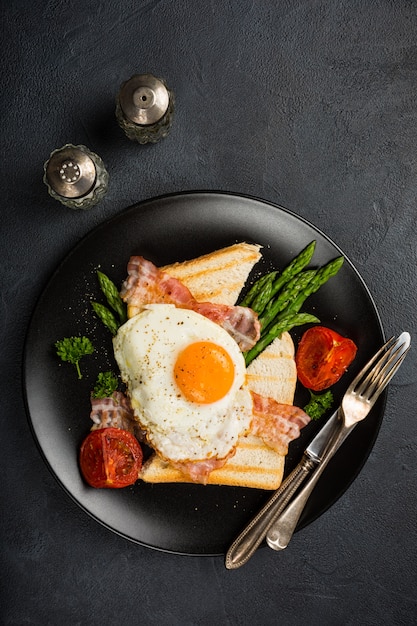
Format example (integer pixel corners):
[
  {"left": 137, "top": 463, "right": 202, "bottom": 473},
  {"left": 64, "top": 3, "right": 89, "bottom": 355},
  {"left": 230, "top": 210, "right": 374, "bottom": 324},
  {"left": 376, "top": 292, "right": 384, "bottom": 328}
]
[
  {"left": 92, "top": 371, "right": 119, "bottom": 399},
  {"left": 303, "top": 389, "right": 334, "bottom": 420},
  {"left": 55, "top": 336, "right": 94, "bottom": 379}
]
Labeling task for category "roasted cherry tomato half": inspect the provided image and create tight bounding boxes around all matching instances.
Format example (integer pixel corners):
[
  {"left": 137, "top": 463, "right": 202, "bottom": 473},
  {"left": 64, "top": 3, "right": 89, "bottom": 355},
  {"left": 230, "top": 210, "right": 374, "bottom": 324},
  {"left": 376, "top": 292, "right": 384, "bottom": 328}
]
[
  {"left": 79, "top": 427, "right": 143, "bottom": 488},
  {"left": 296, "top": 326, "right": 357, "bottom": 391}
]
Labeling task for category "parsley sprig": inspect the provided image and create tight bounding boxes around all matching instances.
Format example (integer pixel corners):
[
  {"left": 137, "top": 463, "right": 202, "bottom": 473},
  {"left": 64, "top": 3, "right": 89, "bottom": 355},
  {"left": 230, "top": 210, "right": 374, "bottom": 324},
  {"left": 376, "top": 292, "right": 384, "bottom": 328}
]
[
  {"left": 304, "top": 389, "right": 334, "bottom": 420},
  {"left": 55, "top": 336, "right": 94, "bottom": 379},
  {"left": 92, "top": 371, "right": 119, "bottom": 399}
]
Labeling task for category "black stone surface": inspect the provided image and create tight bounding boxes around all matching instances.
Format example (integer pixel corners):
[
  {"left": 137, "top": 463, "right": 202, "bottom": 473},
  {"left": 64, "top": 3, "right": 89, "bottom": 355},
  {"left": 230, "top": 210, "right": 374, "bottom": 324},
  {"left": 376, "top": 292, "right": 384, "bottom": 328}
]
[{"left": 2, "top": 2, "right": 416, "bottom": 624}]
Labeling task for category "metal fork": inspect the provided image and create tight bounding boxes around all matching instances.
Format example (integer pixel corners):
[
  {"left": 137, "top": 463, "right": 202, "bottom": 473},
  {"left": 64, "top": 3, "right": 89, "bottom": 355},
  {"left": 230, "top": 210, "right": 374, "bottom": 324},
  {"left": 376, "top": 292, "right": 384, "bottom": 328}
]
[
  {"left": 266, "top": 331, "right": 411, "bottom": 551},
  {"left": 225, "top": 332, "right": 410, "bottom": 569}
]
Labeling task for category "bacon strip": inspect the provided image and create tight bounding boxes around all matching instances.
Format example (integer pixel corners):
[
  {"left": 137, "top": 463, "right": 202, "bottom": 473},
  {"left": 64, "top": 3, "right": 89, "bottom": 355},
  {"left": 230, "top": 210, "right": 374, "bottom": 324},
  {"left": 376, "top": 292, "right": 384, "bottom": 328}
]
[
  {"left": 250, "top": 392, "right": 310, "bottom": 455},
  {"left": 170, "top": 452, "right": 234, "bottom": 485},
  {"left": 90, "top": 391, "right": 234, "bottom": 483},
  {"left": 157, "top": 391, "right": 310, "bottom": 483},
  {"left": 121, "top": 256, "right": 195, "bottom": 308},
  {"left": 92, "top": 390, "right": 309, "bottom": 483},
  {"left": 90, "top": 391, "right": 146, "bottom": 441},
  {"left": 120, "top": 256, "right": 260, "bottom": 351},
  {"left": 193, "top": 302, "right": 260, "bottom": 352}
]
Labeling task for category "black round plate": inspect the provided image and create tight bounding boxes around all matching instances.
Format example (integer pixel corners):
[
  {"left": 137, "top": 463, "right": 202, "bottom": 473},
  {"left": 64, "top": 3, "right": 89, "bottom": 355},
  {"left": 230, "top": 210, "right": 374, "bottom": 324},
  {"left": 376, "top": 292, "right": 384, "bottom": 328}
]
[{"left": 23, "top": 192, "right": 385, "bottom": 555}]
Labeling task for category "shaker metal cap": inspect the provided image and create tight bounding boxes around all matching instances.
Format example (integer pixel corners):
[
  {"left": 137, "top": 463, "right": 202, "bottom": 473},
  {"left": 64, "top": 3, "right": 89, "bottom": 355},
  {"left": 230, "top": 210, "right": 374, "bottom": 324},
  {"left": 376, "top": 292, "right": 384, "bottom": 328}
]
[
  {"left": 45, "top": 145, "right": 96, "bottom": 198},
  {"left": 118, "top": 73, "right": 170, "bottom": 125}
]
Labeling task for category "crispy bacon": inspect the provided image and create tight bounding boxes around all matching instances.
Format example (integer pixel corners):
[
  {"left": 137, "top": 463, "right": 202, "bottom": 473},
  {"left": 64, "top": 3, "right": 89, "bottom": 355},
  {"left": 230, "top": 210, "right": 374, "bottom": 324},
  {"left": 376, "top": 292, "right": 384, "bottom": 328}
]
[
  {"left": 193, "top": 302, "right": 260, "bottom": 352},
  {"left": 121, "top": 256, "right": 194, "bottom": 308},
  {"left": 90, "top": 391, "right": 146, "bottom": 441},
  {"left": 250, "top": 392, "right": 310, "bottom": 455},
  {"left": 92, "top": 390, "right": 309, "bottom": 483},
  {"left": 163, "top": 392, "right": 310, "bottom": 483},
  {"left": 120, "top": 256, "right": 260, "bottom": 351}
]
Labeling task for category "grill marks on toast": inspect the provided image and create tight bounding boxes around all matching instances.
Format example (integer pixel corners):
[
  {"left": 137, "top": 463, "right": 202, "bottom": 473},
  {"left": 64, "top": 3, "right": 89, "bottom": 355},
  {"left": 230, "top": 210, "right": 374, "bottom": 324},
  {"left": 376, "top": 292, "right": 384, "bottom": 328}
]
[
  {"left": 161, "top": 243, "right": 262, "bottom": 306},
  {"left": 127, "top": 243, "right": 262, "bottom": 319},
  {"left": 139, "top": 434, "right": 285, "bottom": 489},
  {"left": 245, "top": 334, "right": 297, "bottom": 407}
]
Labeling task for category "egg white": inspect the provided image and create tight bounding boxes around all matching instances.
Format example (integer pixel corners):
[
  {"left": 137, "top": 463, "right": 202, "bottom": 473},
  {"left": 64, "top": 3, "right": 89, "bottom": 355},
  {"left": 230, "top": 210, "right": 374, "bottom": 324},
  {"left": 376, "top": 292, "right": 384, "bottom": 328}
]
[{"left": 113, "top": 304, "right": 253, "bottom": 463}]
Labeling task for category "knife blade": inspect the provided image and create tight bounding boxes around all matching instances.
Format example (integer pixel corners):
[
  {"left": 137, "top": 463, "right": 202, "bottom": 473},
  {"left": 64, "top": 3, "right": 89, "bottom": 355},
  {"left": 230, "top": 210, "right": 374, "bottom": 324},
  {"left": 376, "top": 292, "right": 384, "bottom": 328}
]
[{"left": 302, "top": 408, "right": 341, "bottom": 460}]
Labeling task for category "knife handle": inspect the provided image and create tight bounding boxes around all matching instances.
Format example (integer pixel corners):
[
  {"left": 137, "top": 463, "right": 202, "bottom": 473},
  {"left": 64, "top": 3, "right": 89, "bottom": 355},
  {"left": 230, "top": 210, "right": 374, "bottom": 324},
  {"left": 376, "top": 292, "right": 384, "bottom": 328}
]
[
  {"left": 225, "top": 455, "right": 316, "bottom": 569},
  {"left": 266, "top": 423, "right": 351, "bottom": 551}
]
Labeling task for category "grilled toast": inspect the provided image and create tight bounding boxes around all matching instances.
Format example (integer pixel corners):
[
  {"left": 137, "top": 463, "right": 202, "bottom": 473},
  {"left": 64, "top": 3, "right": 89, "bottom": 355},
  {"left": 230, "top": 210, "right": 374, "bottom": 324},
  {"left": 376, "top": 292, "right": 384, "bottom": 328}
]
[
  {"left": 127, "top": 242, "right": 262, "bottom": 318},
  {"left": 135, "top": 242, "right": 297, "bottom": 490}
]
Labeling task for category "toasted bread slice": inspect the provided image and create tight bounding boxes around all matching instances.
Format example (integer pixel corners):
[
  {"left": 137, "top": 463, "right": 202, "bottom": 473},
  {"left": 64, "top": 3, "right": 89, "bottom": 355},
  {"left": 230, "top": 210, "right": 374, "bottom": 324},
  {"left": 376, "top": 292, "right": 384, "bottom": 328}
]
[
  {"left": 246, "top": 332, "right": 297, "bottom": 406},
  {"left": 161, "top": 242, "right": 262, "bottom": 305},
  {"left": 127, "top": 242, "right": 261, "bottom": 318},
  {"left": 139, "top": 334, "right": 296, "bottom": 489},
  {"left": 137, "top": 243, "right": 296, "bottom": 490},
  {"left": 139, "top": 433, "right": 285, "bottom": 490}
]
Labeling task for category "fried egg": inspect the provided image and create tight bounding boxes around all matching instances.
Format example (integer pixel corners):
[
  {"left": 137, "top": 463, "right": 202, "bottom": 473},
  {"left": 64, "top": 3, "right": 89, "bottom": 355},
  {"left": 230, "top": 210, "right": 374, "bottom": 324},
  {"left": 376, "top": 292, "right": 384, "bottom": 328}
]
[{"left": 113, "top": 304, "right": 253, "bottom": 463}]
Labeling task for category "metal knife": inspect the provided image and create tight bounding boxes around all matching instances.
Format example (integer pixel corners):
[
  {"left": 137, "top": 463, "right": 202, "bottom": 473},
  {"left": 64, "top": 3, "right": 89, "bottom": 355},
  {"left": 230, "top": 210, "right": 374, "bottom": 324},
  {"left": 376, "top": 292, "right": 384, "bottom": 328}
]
[{"left": 225, "top": 409, "right": 344, "bottom": 570}]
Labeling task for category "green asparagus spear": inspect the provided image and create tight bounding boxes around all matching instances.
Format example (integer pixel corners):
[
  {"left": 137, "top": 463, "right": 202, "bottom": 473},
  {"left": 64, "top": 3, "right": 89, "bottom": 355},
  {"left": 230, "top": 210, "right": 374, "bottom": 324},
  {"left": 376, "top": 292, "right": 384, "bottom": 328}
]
[
  {"left": 267, "top": 240, "right": 316, "bottom": 300},
  {"left": 91, "top": 301, "right": 120, "bottom": 336},
  {"left": 239, "top": 271, "right": 277, "bottom": 308},
  {"left": 239, "top": 244, "right": 344, "bottom": 364},
  {"left": 259, "top": 269, "right": 316, "bottom": 329},
  {"left": 239, "top": 242, "right": 316, "bottom": 312},
  {"left": 97, "top": 271, "right": 127, "bottom": 323},
  {"left": 250, "top": 273, "right": 276, "bottom": 314},
  {"left": 262, "top": 255, "right": 344, "bottom": 337},
  {"left": 244, "top": 312, "right": 320, "bottom": 366},
  {"left": 242, "top": 241, "right": 316, "bottom": 317}
]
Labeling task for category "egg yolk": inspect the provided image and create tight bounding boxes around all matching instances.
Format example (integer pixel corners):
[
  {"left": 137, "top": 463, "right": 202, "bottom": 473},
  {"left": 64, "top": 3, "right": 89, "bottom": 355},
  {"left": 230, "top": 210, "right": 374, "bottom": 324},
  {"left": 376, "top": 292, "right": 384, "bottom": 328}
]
[{"left": 174, "top": 341, "right": 235, "bottom": 404}]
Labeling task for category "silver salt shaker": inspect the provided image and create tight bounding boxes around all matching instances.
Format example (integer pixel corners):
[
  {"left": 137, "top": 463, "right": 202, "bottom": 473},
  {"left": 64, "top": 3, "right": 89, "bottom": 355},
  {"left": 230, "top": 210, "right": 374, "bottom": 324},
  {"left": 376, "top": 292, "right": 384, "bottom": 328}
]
[
  {"left": 115, "top": 73, "right": 174, "bottom": 144},
  {"left": 43, "top": 144, "right": 109, "bottom": 209}
]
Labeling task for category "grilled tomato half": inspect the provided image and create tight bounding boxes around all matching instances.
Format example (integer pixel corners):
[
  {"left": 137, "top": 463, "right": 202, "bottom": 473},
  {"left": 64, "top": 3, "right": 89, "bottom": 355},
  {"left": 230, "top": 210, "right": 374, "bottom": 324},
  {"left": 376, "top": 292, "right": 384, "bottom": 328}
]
[
  {"left": 296, "top": 326, "right": 357, "bottom": 391},
  {"left": 80, "top": 427, "right": 143, "bottom": 488}
]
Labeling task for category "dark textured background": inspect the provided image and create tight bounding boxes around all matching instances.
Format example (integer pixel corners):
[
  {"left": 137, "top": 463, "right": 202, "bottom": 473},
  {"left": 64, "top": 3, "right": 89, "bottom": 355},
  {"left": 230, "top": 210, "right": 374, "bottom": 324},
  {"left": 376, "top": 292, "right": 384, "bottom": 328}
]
[{"left": 2, "top": 1, "right": 416, "bottom": 624}]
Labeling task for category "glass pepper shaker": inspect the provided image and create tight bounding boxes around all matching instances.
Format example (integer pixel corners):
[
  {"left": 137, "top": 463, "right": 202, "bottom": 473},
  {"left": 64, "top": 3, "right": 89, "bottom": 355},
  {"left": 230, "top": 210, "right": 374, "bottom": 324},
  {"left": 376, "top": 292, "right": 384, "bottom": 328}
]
[
  {"left": 43, "top": 144, "right": 109, "bottom": 209},
  {"left": 115, "top": 73, "right": 174, "bottom": 144}
]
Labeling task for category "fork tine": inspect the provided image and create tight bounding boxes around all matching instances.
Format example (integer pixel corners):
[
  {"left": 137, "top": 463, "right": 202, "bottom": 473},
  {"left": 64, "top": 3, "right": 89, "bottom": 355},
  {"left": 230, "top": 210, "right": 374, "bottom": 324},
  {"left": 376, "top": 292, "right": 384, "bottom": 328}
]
[
  {"left": 352, "top": 332, "right": 411, "bottom": 402},
  {"left": 348, "top": 336, "right": 395, "bottom": 392},
  {"left": 354, "top": 339, "right": 395, "bottom": 396},
  {"left": 364, "top": 344, "right": 410, "bottom": 402},
  {"left": 355, "top": 339, "right": 400, "bottom": 397}
]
